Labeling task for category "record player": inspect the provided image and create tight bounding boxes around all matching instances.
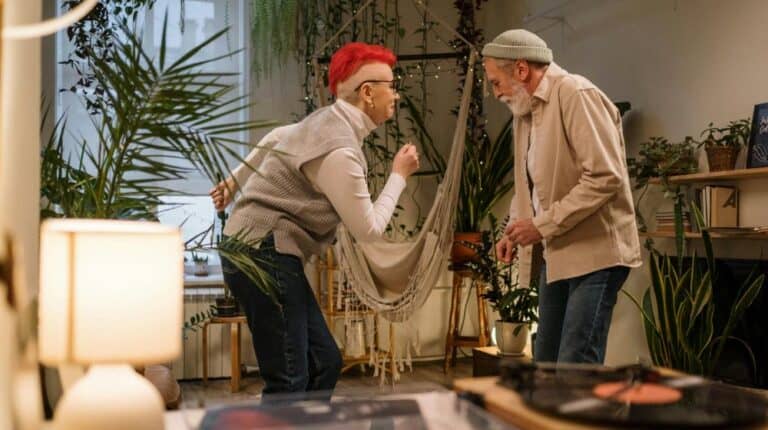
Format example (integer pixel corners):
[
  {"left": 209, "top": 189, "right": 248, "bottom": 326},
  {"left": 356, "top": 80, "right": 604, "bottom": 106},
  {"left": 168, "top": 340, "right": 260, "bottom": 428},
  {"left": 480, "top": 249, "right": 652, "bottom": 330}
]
[{"left": 497, "top": 361, "right": 768, "bottom": 428}]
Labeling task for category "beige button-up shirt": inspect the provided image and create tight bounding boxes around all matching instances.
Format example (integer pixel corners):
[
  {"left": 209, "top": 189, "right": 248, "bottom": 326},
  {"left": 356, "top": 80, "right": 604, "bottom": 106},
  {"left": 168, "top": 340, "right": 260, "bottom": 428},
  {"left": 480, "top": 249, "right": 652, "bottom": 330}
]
[{"left": 510, "top": 62, "right": 642, "bottom": 288}]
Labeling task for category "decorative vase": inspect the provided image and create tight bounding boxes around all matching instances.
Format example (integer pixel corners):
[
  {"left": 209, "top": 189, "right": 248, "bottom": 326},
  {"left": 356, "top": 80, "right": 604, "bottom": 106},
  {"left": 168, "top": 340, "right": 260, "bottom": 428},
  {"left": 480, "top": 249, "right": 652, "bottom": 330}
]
[
  {"left": 451, "top": 232, "right": 482, "bottom": 265},
  {"left": 706, "top": 145, "right": 739, "bottom": 172},
  {"left": 495, "top": 321, "right": 528, "bottom": 356}
]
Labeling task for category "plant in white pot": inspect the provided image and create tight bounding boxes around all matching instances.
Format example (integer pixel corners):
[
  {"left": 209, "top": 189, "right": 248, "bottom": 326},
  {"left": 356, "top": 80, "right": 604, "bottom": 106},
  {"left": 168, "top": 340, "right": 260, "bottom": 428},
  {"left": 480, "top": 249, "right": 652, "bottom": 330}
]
[
  {"left": 466, "top": 217, "right": 538, "bottom": 356},
  {"left": 191, "top": 251, "right": 210, "bottom": 277}
]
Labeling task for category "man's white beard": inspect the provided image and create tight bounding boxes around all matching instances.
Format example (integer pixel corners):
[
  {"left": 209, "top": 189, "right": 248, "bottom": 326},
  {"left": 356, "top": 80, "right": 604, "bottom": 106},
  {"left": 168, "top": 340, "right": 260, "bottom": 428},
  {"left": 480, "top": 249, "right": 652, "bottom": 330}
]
[{"left": 500, "top": 90, "right": 532, "bottom": 116}]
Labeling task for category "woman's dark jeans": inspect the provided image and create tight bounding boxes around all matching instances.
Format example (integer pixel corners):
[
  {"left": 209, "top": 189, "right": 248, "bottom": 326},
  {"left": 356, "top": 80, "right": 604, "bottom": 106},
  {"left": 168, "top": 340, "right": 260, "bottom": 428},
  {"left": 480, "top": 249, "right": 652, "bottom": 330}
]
[{"left": 221, "top": 234, "right": 342, "bottom": 397}]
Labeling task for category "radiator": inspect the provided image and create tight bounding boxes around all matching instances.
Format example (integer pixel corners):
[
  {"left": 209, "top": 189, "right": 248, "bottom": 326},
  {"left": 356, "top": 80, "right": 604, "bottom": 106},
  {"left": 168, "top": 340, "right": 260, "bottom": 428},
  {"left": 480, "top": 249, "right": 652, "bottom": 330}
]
[{"left": 168, "top": 287, "right": 258, "bottom": 380}]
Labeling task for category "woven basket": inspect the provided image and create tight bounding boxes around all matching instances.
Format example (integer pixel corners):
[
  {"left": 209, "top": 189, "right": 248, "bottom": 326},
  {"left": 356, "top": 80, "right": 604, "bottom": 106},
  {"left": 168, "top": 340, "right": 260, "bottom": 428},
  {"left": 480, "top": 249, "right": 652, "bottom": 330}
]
[{"left": 706, "top": 145, "right": 739, "bottom": 172}]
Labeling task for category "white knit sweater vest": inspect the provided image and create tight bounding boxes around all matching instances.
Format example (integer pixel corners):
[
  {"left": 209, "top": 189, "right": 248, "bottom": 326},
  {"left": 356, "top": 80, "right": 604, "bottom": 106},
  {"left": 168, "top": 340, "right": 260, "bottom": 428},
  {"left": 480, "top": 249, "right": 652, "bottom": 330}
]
[{"left": 224, "top": 102, "right": 369, "bottom": 262}]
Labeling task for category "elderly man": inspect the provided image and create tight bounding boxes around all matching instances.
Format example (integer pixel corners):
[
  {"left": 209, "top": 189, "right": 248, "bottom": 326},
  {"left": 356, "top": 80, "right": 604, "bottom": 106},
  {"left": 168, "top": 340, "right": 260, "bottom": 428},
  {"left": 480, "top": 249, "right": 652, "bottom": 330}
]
[{"left": 482, "top": 30, "right": 641, "bottom": 364}]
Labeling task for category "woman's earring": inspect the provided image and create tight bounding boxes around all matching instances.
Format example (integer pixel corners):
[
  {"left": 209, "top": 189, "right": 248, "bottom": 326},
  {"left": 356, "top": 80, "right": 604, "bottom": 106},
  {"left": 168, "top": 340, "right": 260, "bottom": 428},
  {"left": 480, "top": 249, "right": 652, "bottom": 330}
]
[{"left": 368, "top": 100, "right": 375, "bottom": 109}]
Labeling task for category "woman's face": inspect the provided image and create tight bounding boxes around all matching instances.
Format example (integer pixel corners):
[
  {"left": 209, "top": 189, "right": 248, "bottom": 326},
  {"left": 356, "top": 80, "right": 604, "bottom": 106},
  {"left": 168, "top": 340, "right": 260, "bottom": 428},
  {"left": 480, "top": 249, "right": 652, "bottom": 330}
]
[{"left": 360, "top": 68, "right": 400, "bottom": 125}]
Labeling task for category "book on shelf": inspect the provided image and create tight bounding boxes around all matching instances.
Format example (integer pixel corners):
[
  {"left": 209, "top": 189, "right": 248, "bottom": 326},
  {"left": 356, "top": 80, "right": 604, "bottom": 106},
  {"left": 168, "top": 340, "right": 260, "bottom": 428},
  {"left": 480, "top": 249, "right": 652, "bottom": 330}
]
[
  {"left": 654, "top": 210, "right": 692, "bottom": 232},
  {"left": 699, "top": 185, "right": 739, "bottom": 228}
]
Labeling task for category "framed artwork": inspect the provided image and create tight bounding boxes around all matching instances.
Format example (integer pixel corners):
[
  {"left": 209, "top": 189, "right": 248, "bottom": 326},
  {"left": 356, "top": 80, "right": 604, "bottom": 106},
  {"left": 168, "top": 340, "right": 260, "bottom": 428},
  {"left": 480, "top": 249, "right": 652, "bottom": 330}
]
[{"left": 747, "top": 102, "right": 768, "bottom": 168}]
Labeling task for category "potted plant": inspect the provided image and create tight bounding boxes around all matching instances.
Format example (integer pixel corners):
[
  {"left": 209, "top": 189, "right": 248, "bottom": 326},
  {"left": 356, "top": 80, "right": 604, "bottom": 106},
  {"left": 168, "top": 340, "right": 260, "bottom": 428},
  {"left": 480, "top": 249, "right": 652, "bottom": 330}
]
[
  {"left": 624, "top": 203, "right": 764, "bottom": 378},
  {"left": 191, "top": 252, "right": 209, "bottom": 277},
  {"left": 453, "top": 119, "right": 515, "bottom": 265},
  {"left": 627, "top": 136, "right": 698, "bottom": 231},
  {"left": 42, "top": 19, "right": 277, "bottom": 333},
  {"left": 699, "top": 119, "right": 751, "bottom": 171},
  {"left": 467, "top": 217, "right": 538, "bottom": 356},
  {"left": 487, "top": 275, "right": 538, "bottom": 356}
]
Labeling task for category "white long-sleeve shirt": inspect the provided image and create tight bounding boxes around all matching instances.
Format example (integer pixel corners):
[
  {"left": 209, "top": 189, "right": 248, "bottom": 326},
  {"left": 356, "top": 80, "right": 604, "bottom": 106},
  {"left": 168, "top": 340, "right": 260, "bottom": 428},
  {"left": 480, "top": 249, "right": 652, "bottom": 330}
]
[{"left": 230, "top": 99, "right": 406, "bottom": 243}]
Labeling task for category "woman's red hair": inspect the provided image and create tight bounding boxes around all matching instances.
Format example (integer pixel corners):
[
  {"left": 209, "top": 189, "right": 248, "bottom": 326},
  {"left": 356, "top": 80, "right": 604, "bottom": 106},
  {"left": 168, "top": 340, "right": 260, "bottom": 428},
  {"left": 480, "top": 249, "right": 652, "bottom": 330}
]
[{"left": 328, "top": 42, "right": 396, "bottom": 96}]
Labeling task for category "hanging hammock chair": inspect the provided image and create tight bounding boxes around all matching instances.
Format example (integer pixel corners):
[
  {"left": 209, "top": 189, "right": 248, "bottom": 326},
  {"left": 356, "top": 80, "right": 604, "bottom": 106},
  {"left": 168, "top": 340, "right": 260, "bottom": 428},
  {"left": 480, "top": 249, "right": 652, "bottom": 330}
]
[{"left": 310, "top": 1, "right": 479, "bottom": 323}]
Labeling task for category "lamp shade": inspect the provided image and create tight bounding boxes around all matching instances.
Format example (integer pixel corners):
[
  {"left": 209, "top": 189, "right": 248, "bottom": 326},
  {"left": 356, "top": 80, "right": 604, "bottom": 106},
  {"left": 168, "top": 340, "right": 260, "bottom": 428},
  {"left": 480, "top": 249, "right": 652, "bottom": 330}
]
[{"left": 38, "top": 219, "right": 183, "bottom": 365}]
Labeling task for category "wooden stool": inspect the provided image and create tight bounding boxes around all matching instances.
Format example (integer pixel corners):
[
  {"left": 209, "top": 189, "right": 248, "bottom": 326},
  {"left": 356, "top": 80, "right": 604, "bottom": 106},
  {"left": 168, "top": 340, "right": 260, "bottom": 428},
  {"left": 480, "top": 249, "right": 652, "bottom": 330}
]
[
  {"left": 202, "top": 315, "right": 247, "bottom": 393},
  {"left": 444, "top": 268, "right": 489, "bottom": 372}
]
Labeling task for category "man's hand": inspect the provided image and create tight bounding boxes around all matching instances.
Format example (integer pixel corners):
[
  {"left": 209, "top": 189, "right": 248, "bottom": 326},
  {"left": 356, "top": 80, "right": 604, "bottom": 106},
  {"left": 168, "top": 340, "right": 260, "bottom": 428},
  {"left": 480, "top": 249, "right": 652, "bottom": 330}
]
[
  {"left": 209, "top": 180, "right": 234, "bottom": 211},
  {"left": 495, "top": 235, "right": 517, "bottom": 263},
  {"left": 505, "top": 218, "right": 543, "bottom": 247},
  {"left": 392, "top": 143, "right": 420, "bottom": 178}
]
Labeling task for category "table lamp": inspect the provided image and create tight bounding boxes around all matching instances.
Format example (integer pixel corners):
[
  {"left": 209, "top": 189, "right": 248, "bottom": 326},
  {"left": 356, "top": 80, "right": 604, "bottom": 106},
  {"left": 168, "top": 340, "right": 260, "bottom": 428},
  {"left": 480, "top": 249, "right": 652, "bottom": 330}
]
[{"left": 38, "top": 219, "right": 183, "bottom": 430}]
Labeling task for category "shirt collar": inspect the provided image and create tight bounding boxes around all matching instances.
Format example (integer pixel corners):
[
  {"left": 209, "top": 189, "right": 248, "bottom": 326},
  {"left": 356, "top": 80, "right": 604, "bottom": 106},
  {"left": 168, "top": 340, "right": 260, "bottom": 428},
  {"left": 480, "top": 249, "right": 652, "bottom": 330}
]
[
  {"left": 532, "top": 62, "right": 567, "bottom": 103},
  {"left": 334, "top": 98, "right": 378, "bottom": 143}
]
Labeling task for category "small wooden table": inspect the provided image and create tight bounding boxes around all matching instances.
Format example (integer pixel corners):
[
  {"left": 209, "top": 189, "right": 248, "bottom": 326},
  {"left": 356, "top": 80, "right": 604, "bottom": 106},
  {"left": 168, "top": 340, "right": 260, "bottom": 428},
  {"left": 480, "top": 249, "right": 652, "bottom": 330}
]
[
  {"left": 202, "top": 315, "right": 247, "bottom": 393},
  {"left": 444, "top": 269, "right": 489, "bottom": 372}
]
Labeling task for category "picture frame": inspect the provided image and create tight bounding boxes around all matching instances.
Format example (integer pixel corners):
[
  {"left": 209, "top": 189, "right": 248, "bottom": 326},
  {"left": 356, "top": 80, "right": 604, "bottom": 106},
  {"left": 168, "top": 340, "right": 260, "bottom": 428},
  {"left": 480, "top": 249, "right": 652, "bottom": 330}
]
[{"left": 746, "top": 102, "right": 768, "bottom": 168}]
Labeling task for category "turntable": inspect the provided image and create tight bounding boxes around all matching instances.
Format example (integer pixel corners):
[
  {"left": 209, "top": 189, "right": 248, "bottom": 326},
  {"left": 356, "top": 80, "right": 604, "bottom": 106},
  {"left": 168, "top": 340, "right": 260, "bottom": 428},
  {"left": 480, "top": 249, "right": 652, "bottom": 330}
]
[{"left": 454, "top": 361, "right": 768, "bottom": 429}]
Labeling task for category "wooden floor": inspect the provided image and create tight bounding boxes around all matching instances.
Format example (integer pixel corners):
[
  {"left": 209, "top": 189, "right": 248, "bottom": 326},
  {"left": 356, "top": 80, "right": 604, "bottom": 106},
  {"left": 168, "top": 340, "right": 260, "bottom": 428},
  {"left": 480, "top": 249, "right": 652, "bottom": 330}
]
[{"left": 179, "top": 358, "right": 473, "bottom": 409}]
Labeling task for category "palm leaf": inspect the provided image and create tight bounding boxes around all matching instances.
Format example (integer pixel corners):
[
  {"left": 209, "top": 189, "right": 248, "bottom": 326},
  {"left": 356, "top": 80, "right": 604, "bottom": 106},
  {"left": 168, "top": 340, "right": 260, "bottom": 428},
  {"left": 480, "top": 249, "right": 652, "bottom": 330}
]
[{"left": 41, "top": 19, "right": 281, "bottom": 300}]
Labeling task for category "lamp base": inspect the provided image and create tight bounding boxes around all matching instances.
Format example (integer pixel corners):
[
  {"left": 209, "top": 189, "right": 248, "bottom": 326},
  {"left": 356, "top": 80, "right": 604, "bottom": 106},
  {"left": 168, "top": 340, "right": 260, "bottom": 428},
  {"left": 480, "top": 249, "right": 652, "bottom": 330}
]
[{"left": 55, "top": 364, "right": 164, "bottom": 430}]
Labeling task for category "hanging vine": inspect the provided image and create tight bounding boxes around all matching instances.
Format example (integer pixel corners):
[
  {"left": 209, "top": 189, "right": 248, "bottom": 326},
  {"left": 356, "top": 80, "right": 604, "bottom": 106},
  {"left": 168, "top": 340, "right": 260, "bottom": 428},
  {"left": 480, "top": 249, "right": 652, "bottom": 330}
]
[
  {"left": 252, "top": 0, "right": 467, "bottom": 237},
  {"left": 61, "top": 0, "right": 160, "bottom": 113},
  {"left": 452, "top": 0, "right": 515, "bottom": 233},
  {"left": 250, "top": 0, "right": 301, "bottom": 81}
]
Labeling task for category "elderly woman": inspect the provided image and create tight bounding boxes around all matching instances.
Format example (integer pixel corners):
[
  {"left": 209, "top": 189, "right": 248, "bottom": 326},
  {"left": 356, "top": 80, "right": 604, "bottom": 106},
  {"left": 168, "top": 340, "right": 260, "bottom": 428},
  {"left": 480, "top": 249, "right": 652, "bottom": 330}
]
[{"left": 209, "top": 42, "right": 419, "bottom": 396}]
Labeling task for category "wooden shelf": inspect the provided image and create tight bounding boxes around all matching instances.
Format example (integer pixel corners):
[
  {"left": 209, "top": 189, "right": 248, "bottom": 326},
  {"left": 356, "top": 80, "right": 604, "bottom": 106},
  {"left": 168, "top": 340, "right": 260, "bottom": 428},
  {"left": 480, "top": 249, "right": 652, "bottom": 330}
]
[
  {"left": 640, "top": 231, "right": 768, "bottom": 240},
  {"left": 648, "top": 166, "right": 768, "bottom": 185}
]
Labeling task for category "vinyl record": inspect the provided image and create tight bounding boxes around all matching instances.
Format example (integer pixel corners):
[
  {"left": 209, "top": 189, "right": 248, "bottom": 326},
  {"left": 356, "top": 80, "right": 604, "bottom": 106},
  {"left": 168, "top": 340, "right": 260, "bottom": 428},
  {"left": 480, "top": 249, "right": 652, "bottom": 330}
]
[{"left": 500, "top": 362, "right": 768, "bottom": 428}]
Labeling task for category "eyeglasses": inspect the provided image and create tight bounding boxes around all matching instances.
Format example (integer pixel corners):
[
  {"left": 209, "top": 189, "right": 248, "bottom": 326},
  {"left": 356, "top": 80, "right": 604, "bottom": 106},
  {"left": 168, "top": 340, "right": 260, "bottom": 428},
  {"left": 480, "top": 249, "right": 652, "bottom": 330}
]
[{"left": 354, "top": 79, "right": 400, "bottom": 93}]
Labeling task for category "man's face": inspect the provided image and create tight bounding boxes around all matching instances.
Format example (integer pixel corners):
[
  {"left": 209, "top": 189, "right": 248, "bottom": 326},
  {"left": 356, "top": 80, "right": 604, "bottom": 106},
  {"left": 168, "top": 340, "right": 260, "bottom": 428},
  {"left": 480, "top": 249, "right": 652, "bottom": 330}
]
[{"left": 484, "top": 58, "right": 531, "bottom": 116}]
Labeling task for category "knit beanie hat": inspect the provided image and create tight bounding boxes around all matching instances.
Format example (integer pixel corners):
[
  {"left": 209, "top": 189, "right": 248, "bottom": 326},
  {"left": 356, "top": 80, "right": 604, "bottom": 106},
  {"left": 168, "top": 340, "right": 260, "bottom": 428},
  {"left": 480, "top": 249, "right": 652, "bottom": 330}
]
[{"left": 482, "top": 29, "right": 552, "bottom": 63}]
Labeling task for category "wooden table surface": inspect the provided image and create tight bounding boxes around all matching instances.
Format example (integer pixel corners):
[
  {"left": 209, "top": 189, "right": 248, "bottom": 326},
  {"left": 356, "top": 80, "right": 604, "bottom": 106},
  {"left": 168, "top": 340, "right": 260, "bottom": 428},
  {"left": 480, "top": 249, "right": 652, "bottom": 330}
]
[{"left": 454, "top": 376, "right": 768, "bottom": 430}]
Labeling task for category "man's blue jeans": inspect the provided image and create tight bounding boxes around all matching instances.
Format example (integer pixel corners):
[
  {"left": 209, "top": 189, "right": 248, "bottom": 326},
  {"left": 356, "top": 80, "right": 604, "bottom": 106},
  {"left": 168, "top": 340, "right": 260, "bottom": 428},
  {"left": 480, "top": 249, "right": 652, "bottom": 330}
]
[
  {"left": 533, "top": 264, "right": 630, "bottom": 364},
  {"left": 221, "top": 234, "right": 342, "bottom": 396}
]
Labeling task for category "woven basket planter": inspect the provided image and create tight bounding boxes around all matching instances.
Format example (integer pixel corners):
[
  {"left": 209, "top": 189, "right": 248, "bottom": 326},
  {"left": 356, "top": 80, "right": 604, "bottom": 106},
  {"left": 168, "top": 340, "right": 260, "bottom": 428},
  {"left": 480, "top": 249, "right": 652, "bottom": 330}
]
[{"left": 706, "top": 145, "right": 739, "bottom": 171}]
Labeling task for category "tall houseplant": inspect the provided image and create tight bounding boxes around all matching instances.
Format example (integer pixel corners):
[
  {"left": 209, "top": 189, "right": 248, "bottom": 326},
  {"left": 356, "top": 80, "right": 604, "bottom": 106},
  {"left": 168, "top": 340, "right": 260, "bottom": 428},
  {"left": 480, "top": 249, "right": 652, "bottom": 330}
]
[
  {"left": 451, "top": 0, "right": 514, "bottom": 263},
  {"left": 452, "top": 118, "right": 515, "bottom": 263},
  {"left": 41, "top": 17, "right": 278, "bottom": 303},
  {"left": 624, "top": 204, "right": 764, "bottom": 377}
]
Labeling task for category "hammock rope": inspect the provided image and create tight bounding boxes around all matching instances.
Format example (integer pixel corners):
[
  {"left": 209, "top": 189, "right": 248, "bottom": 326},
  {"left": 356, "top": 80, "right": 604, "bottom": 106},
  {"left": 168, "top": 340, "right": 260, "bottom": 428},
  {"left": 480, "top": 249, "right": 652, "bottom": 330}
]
[{"left": 310, "top": 2, "right": 478, "bottom": 322}]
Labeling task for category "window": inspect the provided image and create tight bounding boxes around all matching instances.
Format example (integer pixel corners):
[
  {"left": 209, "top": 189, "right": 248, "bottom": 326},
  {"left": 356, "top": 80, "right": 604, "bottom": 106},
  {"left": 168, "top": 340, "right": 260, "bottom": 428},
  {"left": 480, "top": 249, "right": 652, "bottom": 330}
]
[
  {"left": 157, "top": 195, "right": 222, "bottom": 265},
  {"left": 55, "top": 0, "right": 249, "bottom": 247}
]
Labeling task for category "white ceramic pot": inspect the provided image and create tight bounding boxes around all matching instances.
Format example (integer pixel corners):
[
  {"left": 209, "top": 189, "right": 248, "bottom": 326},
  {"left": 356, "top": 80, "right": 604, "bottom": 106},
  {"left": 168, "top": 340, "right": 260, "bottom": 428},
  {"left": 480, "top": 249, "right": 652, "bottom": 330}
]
[{"left": 495, "top": 321, "right": 528, "bottom": 356}]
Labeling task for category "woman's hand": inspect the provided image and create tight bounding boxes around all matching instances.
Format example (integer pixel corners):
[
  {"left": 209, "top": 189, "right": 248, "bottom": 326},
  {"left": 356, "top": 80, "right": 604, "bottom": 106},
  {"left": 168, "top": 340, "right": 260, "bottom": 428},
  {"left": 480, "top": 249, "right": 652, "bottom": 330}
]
[
  {"left": 209, "top": 180, "right": 234, "bottom": 211},
  {"left": 392, "top": 143, "right": 420, "bottom": 178}
]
